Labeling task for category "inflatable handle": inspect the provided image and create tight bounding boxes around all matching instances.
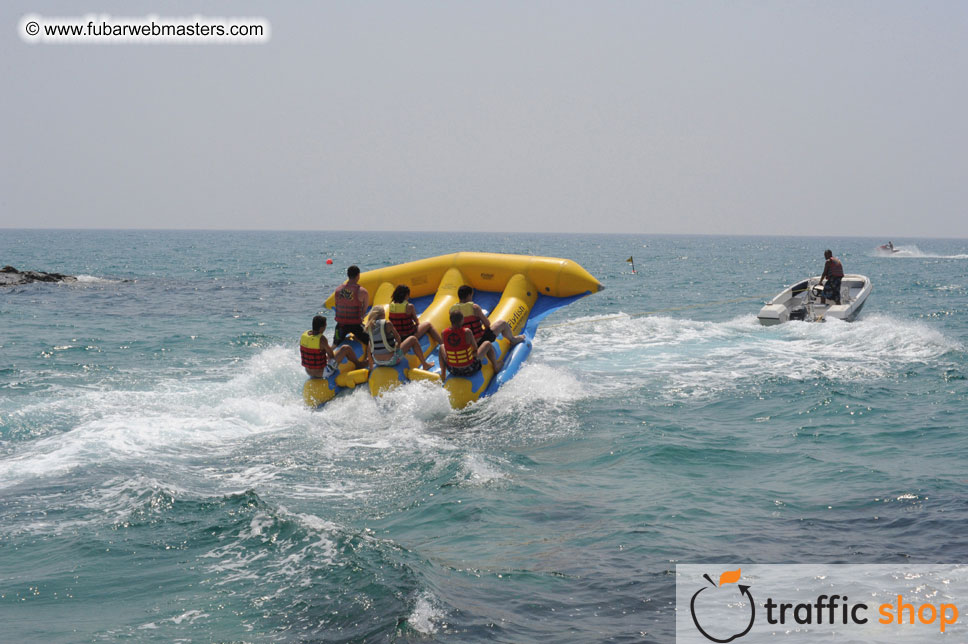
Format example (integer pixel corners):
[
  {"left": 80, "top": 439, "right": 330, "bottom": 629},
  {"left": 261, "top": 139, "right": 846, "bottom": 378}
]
[
  {"left": 407, "top": 368, "right": 442, "bottom": 384},
  {"left": 336, "top": 368, "right": 369, "bottom": 388}
]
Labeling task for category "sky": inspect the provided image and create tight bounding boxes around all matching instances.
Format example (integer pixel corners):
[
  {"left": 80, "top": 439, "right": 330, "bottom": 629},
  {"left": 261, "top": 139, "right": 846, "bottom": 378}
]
[{"left": 2, "top": 1, "right": 967, "bottom": 237}]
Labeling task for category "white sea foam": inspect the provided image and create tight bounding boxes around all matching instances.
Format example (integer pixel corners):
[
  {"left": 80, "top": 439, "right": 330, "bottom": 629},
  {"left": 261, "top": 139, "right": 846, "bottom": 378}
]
[
  {"left": 2, "top": 313, "right": 959, "bottom": 494},
  {"left": 171, "top": 610, "right": 208, "bottom": 625},
  {"left": 492, "top": 362, "right": 588, "bottom": 404},
  {"left": 0, "top": 346, "right": 320, "bottom": 490},
  {"left": 241, "top": 511, "right": 275, "bottom": 539},
  {"left": 202, "top": 506, "right": 340, "bottom": 597},
  {"left": 314, "top": 379, "right": 453, "bottom": 451},
  {"left": 535, "top": 312, "right": 962, "bottom": 401},
  {"left": 0, "top": 343, "right": 473, "bottom": 525},
  {"left": 74, "top": 274, "right": 114, "bottom": 283},
  {"left": 408, "top": 591, "right": 446, "bottom": 635},
  {"left": 455, "top": 362, "right": 591, "bottom": 445},
  {"left": 458, "top": 453, "right": 509, "bottom": 486}
]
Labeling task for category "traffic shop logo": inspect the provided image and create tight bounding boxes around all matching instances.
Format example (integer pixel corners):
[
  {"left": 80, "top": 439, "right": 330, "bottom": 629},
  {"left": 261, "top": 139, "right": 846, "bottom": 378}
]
[{"left": 689, "top": 569, "right": 755, "bottom": 643}]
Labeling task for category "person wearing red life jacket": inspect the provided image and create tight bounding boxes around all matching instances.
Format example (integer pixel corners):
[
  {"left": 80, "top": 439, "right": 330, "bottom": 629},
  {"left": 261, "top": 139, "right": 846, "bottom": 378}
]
[
  {"left": 454, "top": 285, "right": 525, "bottom": 346},
  {"left": 438, "top": 309, "right": 502, "bottom": 382},
  {"left": 300, "top": 315, "right": 365, "bottom": 378},
  {"left": 388, "top": 285, "right": 443, "bottom": 346},
  {"left": 818, "top": 250, "right": 845, "bottom": 305},
  {"left": 332, "top": 265, "right": 370, "bottom": 346},
  {"left": 365, "top": 307, "right": 432, "bottom": 370}
]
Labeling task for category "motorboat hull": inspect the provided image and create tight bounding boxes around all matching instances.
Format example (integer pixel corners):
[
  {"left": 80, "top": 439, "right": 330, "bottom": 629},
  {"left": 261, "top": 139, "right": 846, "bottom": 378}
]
[{"left": 758, "top": 274, "right": 872, "bottom": 325}]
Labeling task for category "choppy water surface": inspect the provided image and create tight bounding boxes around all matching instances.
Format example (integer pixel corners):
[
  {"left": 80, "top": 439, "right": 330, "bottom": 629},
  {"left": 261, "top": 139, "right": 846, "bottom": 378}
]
[{"left": 1, "top": 231, "right": 966, "bottom": 642}]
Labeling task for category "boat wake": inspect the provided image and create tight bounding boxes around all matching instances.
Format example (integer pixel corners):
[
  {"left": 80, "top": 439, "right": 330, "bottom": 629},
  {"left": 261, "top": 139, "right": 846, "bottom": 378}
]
[
  {"left": 0, "top": 342, "right": 591, "bottom": 497},
  {"left": 873, "top": 245, "right": 968, "bottom": 259},
  {"left": 535, "top": 313, "right": 963, "bottom": 401}
]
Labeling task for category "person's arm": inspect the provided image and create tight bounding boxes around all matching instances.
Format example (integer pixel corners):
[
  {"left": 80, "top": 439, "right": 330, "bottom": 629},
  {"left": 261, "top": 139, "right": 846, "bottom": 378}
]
[
  {"left": 359, "top": 287, "right": 370, "bottom": 314},
  {"left": 388, "top": 323, "right": 402, "bottom": 346},
  {"left": 438, "top": 345, "right": 448, "bottom": 382},
  {"left": 466, "top": 328, "right": 479, "bottom": 352},
  {"left": 473, "top": 304, "right": 492, "bottom": 330},
  {"left": 407, "top": 302, "right": 419, "bottom": 325},
  {"left": 362, "top": 321, "right": 375, "bottom": 366},
  {"left": 320, "top": 337, "right": 338, "bottom": 362}
]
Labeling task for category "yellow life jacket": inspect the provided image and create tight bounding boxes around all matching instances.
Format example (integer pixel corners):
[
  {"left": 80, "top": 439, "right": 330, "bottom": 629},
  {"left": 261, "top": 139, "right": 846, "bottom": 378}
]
[
  {"left": 388, "top": 301, "right": 417, "bottom": 337},
  {"left": 452, "top": 301, "right": 484, "bottom": 340},
  {"left": 300, "top": 331, "right": 327, "bottom": 369}
]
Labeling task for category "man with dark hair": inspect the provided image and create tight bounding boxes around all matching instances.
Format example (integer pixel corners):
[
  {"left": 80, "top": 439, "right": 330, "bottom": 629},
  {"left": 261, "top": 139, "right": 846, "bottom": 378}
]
[
  {"left": 452, "top": 285, "right": 525, "bottom": 346},
  {"left": 332, "top": 265, "right": 370, "bottom": 345},
  {"left": 300, "top": 315, "right": 364, "bottom": 378},
  {"left": 818, "top": 250, "right": 844, "bottom": 305},
  {"left": 439, "top": 309, "right": 502, "bottom": 382}
]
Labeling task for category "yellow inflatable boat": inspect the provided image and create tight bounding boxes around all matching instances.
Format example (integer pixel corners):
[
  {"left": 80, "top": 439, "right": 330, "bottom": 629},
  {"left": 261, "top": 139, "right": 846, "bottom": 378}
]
[{"left": 304, "top": 252, "right": 602, "bottom": 409}]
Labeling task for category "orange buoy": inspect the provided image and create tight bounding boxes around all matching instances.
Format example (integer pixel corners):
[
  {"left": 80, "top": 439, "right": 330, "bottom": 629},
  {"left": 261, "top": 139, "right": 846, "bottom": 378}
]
[{"left": 326, "top": 259, "right": 333, "bottom": 265}]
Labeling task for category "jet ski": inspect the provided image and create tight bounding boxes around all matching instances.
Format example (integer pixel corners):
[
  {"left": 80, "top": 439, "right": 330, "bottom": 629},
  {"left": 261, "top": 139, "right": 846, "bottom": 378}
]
[{"left": 758, "top": 275, "right": 872, "bottom": 325}]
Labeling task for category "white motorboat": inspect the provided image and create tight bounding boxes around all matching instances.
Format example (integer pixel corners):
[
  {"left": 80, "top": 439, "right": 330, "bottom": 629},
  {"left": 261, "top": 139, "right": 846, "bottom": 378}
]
[{"left": 757, "top": 274, "right": 872, "bottom": 325}]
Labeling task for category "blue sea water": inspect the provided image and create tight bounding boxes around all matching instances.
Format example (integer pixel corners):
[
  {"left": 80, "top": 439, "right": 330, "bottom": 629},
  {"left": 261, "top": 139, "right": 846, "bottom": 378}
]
[{"left": 1, "top": 230, "right": 966, "bottom": 642}]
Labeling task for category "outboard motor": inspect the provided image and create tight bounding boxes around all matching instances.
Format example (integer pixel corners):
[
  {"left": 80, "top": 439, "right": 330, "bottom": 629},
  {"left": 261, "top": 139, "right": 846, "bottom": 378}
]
[{"left": 789, "top": 308, "right": 807, "bottom": 321}]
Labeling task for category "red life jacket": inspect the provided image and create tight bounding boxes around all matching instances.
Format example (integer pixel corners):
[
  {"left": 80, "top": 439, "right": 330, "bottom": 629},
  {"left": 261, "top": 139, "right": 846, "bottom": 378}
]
[
  {"left": 388, "top": 301, "right": 417, "bottom": 338},
  {"left": 334, "top": 282, "right": 364, "bottom": 324},
  {"left": 825, "top": 258, "right": 845, "bottom": 278},
  {"left": 300, "top": 331, "right": 327, "bottom": 369},
  {"left": 442, "top": 326, "right": 476, "bottom": 368},
  {"left": 454, "top": 301, "right": 484, "bottom": 341}
]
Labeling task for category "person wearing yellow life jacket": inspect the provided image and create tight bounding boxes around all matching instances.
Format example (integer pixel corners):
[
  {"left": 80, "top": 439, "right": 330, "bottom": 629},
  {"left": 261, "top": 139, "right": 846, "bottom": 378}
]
[
  {"left": 388, "top": 285, "right": 443, "bottom": 346},
  {"left": 454, "top": 285, "right": 526, "bottom": 346},
  {"left": 365, "top": 307, "right": 433, "bottom": 369},
  {"left": 300, "top": 315, "right": 365, "bottom": 378},
  {"left": 332, "top": 265, "right": 370, "bottom": 346},
  {"left": 438, "top": 308, "right": 502, "bottom": 382}
]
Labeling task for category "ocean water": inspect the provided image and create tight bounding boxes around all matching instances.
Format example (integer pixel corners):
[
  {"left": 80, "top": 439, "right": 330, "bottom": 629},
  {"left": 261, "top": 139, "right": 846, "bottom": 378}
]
[{"left": 1, "top": 230, "right": 966, "bottom": 643}]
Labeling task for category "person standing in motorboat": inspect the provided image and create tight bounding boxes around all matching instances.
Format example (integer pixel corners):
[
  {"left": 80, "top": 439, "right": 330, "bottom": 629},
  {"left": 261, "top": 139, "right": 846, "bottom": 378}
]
[{"left": 818, "top": 250, "right": 844, "bottom": 305}]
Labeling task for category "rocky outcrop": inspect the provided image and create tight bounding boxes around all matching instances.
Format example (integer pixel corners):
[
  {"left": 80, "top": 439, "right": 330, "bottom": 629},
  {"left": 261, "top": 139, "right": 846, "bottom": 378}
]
[{"left": 0, "top": 265, "right": 78, "bottom": 286}]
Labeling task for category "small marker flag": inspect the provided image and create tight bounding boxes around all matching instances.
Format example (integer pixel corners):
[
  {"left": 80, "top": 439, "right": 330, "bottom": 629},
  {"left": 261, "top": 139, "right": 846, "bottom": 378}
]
[{"left": 626, "top": 256, "right": 636, "bottom": 273}]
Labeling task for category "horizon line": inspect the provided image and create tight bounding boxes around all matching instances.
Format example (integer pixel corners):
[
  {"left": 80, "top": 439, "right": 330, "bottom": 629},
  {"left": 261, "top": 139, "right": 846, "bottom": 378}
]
[{"left": 1, "top": 227, "right": 965, "bottom": 242}]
